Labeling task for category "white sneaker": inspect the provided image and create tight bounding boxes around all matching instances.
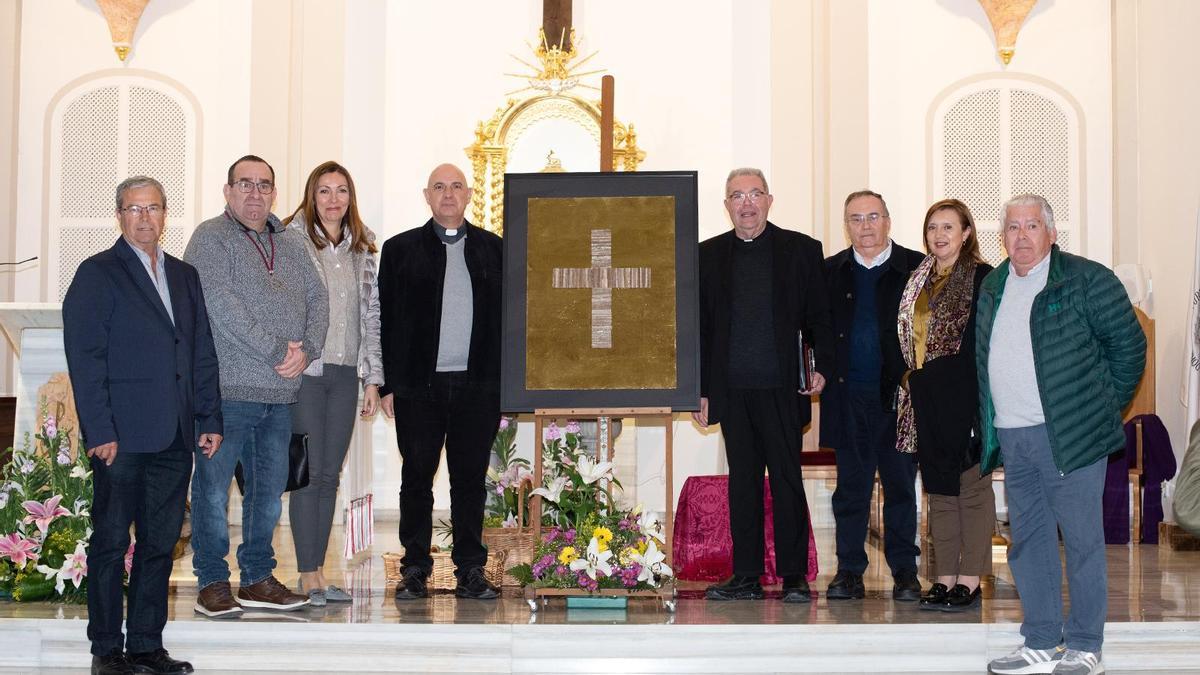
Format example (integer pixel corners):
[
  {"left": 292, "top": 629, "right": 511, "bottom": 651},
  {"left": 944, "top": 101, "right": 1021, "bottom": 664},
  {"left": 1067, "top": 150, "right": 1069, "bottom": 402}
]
[
  {"left": 988, "top": 644, "right": 1066, "bottom": 674},
  {"left": 1052, "top": 649, "right": 1104, "bottom": 675}
]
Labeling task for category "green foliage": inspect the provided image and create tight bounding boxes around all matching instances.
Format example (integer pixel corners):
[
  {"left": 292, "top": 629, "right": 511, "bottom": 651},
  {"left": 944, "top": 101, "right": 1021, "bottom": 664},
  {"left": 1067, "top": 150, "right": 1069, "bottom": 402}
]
[{"left": 506, "top": 563, "right": 534, "bottom": 586}]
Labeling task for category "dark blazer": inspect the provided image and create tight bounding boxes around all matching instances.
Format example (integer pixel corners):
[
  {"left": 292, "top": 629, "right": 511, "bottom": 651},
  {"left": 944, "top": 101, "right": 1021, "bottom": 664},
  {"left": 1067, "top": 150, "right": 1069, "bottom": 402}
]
[
  {"left": 63, "top": 237, "right": 222, "bottom": 453},
  {"left": 698, "top": 221, "right": 834, "bottom": 429},
  {"left": 905, "top": 262, "right": 992, "bottom": 496},
  {"left": 819, "top": 242, "right": 925, "bottom": 450},
  {"left": 378, "top": 219, "right": 503, "bottom": 398}
]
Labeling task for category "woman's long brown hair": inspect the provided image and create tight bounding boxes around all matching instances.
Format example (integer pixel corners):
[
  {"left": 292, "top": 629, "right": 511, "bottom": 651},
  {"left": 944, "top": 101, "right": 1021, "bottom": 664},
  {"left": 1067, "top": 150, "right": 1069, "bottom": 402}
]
[{"left": 283, "top": 161, "right": 376, "bottom": 254}]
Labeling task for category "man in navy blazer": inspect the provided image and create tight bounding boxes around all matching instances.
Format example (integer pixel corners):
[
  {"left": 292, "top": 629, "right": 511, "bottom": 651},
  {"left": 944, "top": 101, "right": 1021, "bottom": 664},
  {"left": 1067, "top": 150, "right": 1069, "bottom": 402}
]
[{"left": 64, "top": 176, "right": 222, "bottom": 675}]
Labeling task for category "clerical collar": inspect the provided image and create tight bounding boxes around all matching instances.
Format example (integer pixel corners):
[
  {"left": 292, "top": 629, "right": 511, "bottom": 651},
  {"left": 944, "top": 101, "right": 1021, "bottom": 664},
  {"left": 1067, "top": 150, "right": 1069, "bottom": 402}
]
[
  {"left": 738, "top": 224, "right": 771, "bottom": 244},
  {"left": 853, "top": 240, "right": 893, "bottom": 269},
  {"left": 435, "top": 222, "right": 467, "bottom": 244}
]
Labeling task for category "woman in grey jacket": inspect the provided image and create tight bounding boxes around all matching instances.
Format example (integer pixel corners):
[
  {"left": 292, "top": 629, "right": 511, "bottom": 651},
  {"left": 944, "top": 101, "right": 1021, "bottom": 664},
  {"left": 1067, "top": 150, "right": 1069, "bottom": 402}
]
[{"left": 282, "top": 161, "right": 384, "bottom": 605}]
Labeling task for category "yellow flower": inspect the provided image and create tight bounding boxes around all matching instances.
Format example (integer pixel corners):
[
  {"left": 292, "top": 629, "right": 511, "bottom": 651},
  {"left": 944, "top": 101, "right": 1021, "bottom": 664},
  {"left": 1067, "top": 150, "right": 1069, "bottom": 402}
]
[
  {"left": 558, "top": 546, "right": 578, "bottom": 564},
  {"left": 637, "top": 539, "right": 648, "bottom": 554},
  {"left": 618, "top": 547, "right": 638, "bottom": 566},
  {"left": 593, "top": 526, "right": 613, "bottom": 543}
]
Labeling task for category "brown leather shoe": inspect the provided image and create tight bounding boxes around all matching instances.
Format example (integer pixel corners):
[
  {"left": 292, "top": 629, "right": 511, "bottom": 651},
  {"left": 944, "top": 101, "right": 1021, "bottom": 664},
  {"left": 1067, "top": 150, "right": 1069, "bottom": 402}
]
[
  {"left": 194, "top": 581, "right": 242, "bottom": 618},
  {"left": 236, "top": 576, "right": 310, "bottom": 611}
]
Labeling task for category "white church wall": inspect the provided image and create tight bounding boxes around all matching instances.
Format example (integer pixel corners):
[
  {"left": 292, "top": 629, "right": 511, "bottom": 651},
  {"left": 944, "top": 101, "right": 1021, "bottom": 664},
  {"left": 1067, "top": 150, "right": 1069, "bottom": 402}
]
[
  {"left": 1128, "top": 0, "right": 1200, "bottom": 460},
  {"left": 865, "top": 0, "right": 1113, "bottom": 264},
  {"left": 11, "top": 0, "right": 253, "bottom": 306}
]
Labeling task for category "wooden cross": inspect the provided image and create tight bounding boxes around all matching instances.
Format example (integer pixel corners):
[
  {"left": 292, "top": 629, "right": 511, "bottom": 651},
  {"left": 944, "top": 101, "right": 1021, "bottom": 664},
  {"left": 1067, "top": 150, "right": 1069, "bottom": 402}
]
[
  {"left": 552, "top": 229, "right": 651, "bottom": 349},
  {"left": 543, "top": 0, "right": 572, "bottom": 51}
]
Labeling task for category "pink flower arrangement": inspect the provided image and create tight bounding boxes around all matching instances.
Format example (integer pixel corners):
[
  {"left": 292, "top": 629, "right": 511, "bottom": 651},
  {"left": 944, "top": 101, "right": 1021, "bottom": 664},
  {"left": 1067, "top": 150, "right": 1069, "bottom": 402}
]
[
  {"left": 22, "top": 495, "right": 72, "bottom": 535},
  {"left": 543, "top": 422, "right": 562, "bottom": 441},
  {"left": 0, "top": 533, "right": 40, "bottom": 566},
  {"left": 125, "top": 540, "right": 136, "bottom": 576}
]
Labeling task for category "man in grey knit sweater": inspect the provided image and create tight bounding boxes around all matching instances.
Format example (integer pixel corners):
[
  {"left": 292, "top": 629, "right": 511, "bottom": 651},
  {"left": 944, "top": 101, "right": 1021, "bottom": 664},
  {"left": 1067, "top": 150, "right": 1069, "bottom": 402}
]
[{"left": 183, "top": 155, "right": 328, "bottom": 617}]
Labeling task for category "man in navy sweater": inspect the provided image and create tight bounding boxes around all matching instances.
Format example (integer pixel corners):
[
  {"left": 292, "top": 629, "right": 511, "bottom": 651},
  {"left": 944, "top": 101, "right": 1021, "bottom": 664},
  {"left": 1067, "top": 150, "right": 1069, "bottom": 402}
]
[{"left": 820, "top": 190, "right": 926, "bottom": 601}]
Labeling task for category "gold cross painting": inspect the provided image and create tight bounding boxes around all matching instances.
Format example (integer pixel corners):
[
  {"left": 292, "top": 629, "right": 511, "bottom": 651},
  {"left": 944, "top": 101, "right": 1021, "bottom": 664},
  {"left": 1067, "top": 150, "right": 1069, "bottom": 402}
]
[{"left": 501, "top": 172, "right": 700, "bottom": 411}]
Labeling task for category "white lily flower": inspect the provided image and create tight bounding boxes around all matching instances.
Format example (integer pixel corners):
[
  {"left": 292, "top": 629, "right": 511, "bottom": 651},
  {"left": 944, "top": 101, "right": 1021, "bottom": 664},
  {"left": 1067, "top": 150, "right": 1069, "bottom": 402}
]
[
  {"left": 569, "top": 536, "right": 614, "bottom": 580},
  {"left": 638, "top": 511, "right": 666, "bottom": 544},
  {"left": 575, "top": 455, "right": 614, "bottom": 485},
  {"left": 70, "top": 466, "right": 90, "bottom": 480},
  {"left": 633, "top": 540, "right": 673, "bottom": 583},
  {"left": 530, "top": 476, "right": 568, "bottom": 504}
]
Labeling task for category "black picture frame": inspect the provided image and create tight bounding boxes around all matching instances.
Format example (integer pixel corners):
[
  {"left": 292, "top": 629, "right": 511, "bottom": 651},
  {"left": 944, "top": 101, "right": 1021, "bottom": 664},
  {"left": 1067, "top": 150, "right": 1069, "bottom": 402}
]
[{"left": 501, "top": 170, "right": 700, "bottom": 412}]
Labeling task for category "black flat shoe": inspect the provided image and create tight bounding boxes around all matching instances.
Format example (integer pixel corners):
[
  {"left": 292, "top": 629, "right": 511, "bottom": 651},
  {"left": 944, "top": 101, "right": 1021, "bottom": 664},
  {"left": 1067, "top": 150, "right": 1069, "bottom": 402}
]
[
  {"left": 128, "top": 649, "right": 194, "bottom": 674},
  {"left": 91, "top": 650, "right": 134, "bottom": 675},
  {"left": 780, "top": 575, "right": 812, "bottom": 604},
  {"left": 919, "top": 582, "right": 950, "bottom": 611},
  {"left": 394, "top": 568, "right": 429, "bottom": 600},
  {"left": 826, "top": 570, "right": 865, "bottom": 600},
  {"left": 705, "top": 575, "right": 764, "bottom": 601},
  {"left": 941, "top": 583, "right": 981, "bottom": 612},
  {"left": 892, "top": 569, "right": 922, "bottom": 602}
]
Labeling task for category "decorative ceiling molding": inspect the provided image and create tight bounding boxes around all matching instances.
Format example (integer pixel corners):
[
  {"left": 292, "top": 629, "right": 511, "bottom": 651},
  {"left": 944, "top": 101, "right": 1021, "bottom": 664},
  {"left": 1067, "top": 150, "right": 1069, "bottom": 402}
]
[
  {"left": 96, "top": 0, "right": 150, "bottom": 62},
  {"left": 978, "top": 0, "right": 1037, "bottom": 65}
]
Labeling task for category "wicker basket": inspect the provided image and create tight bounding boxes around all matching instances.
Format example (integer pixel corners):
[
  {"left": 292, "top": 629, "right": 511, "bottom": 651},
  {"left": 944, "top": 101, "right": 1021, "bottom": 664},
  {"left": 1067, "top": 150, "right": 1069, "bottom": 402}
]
[
  {"left": 482, "top": 527, "right": 536, "bottom": 588},
  {"left": 382, "top": 547, "right": 507, "bottom": 591}
]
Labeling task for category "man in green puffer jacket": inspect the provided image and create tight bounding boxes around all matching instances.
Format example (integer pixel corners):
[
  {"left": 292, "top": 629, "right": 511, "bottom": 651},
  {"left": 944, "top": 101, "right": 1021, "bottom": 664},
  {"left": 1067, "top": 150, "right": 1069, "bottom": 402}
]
[{"left": 978, "top": 195, "right": 1145, "bottom": 675}]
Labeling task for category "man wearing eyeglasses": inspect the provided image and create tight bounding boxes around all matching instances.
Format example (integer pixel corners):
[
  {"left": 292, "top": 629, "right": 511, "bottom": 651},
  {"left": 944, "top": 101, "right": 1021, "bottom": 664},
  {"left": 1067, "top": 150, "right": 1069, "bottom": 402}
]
[
  {"left": 378, "top": 163, "right": 503, "bottom": 601},
  {"left": 820, "top": 190, "right": 926, "bottom": 602},
  {"left": 183, "top": 155, "right": 328, "bottom": 618},
  {"left": 64, "top": 176, "right": 222, "bottom": 675},
  {"left": 695, "top": 168, "right": 833, "bottom": 603}
]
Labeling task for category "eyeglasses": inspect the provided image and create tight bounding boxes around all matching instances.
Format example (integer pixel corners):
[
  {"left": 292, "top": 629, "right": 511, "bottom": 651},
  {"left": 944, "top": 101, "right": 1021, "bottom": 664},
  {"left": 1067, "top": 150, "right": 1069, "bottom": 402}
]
[
  {"left": 231, "top": 180, "right": 276, "bottom": 194},
  {"left": 728, "top": 190, "right": 766, "bottom": 204},
  {"left": 429, "top": 182, "right": 467, "bottom": 194},
  {"left": 847, "top": 213, "right": 885, "bottom": 225},
  {"left": 120, "top": 204, "right": 163, "bottom": 217}
]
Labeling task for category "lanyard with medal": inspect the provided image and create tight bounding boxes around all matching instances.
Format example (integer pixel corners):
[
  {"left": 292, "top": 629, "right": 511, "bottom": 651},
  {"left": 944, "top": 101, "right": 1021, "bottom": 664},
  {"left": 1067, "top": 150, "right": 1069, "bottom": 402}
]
[{"left": 243, "top": 227, "right": 280, "bottom": 289}]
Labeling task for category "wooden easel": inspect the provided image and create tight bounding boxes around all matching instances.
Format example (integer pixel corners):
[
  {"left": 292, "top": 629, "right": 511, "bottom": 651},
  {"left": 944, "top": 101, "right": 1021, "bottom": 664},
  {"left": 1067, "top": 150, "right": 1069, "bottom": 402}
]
[
  {"left": 527, "top": 407, "right": 676, "bottom": 612},
  {"left": 522, "top": 74, "right": 677, "bottom": 612}
]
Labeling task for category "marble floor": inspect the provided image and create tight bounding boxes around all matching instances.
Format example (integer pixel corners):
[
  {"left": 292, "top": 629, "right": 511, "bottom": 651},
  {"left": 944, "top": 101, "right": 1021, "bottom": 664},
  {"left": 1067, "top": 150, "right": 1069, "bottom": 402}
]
[{"left": 2, "top": 471, "right": 1198, "bottom": 672}]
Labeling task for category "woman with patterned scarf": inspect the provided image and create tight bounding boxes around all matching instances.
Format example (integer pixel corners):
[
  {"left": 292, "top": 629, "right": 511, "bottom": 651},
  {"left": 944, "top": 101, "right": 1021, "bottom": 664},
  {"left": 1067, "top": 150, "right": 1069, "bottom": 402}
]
[{"left": 894, "top": 199, "right": 994, "bottom": 612}]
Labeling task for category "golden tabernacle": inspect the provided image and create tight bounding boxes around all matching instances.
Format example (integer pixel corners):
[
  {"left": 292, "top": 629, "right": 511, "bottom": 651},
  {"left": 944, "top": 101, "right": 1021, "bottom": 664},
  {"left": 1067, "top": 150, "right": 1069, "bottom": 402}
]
[{"left": 526, "top": 195, "right": 677, "bottom": 390}]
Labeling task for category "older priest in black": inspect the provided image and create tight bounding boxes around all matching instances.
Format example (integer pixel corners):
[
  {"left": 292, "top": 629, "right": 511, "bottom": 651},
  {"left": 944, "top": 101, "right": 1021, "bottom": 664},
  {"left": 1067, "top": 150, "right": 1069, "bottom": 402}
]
[
  {"left": 694, "top": 168, "right": 833, "bottom": 603},
  {"left": 378, "top": 163, "right": 503, "bottom": 601}
]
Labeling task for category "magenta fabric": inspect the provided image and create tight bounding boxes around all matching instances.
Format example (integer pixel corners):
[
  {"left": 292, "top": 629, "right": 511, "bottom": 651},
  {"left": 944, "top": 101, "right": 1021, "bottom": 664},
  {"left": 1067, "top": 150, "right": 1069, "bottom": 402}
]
[{"left": 673, "top": 474, "right": 818, "bottom": 584}]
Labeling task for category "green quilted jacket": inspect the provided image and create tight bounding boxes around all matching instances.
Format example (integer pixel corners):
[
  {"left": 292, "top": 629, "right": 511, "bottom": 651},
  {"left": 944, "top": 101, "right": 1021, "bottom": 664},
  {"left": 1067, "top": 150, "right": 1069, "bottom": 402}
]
[{"left": 975, "top": 246, "right": 1146, "bottom": 475}]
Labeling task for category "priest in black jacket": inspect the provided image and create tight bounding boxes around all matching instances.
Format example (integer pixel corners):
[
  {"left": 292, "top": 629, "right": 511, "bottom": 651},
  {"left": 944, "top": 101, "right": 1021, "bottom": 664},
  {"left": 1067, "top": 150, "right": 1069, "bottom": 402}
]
[
  {"left": 819, "top": 190, "right": 926, "bottom": 602},
  {"left": 694, "top": 168, "right": 833, "bottom": 603},
  {"left": 378, "top": 163, "right": 503, "bottom": 601}
]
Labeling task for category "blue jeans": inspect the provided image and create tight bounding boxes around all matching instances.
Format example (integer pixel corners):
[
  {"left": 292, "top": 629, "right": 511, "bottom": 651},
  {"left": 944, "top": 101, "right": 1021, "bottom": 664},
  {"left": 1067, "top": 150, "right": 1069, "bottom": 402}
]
[
  {"left": 998, "top": 424, "right": 1107, "bottom": 653},
  {"left": 191, "top": 400, "right": 291, "bottom": 589}
]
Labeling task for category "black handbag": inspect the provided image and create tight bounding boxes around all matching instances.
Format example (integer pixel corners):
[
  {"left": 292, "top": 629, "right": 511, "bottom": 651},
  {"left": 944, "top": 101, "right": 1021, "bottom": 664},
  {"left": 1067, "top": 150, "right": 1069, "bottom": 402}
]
[{"left": 234, "top": 433, "right": 310, "bottom": 494}]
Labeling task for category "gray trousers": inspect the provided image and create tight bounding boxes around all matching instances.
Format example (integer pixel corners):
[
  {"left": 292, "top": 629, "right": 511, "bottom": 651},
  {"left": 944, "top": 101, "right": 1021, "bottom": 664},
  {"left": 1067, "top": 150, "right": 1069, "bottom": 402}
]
[
  {"left": 998, "top": 424, "right": 1108, "bottom": 653},
  {"left": 928, "top": 464, "right": 996, "bottom": 577},
  {"left": 289, "top": 364, "right": 359, "bottom": 572}
]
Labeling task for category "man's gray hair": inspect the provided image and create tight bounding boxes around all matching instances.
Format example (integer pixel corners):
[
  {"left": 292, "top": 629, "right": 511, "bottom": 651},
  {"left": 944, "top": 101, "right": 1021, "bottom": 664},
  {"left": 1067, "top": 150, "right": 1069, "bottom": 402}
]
[
  {"left": 1001, "top": 194, "right": 1055, "bottom": 232},
  {"left": 843, "top": 190, "right": 890, "bottom": 218},
  {"left": 725, "top": 167, "right": 769, "bottom": 196},
  {"left": 114, "top": 176, "right": 167, "bottom": 211}
]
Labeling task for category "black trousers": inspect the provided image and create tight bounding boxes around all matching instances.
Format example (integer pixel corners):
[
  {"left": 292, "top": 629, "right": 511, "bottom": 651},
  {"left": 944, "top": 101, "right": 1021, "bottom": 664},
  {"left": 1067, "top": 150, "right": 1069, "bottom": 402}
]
[
  {"left": 720, "top": 387, "right": 810, "bottom": 578},
  {"left": 831, "top": 382, "right": 919, "bottom": 575},
  {"left": 394, "top": 372, "right": 499, "bottom": 577},
  {"left": 87, "top": 426, "right": 190, "bottom": 656}
]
